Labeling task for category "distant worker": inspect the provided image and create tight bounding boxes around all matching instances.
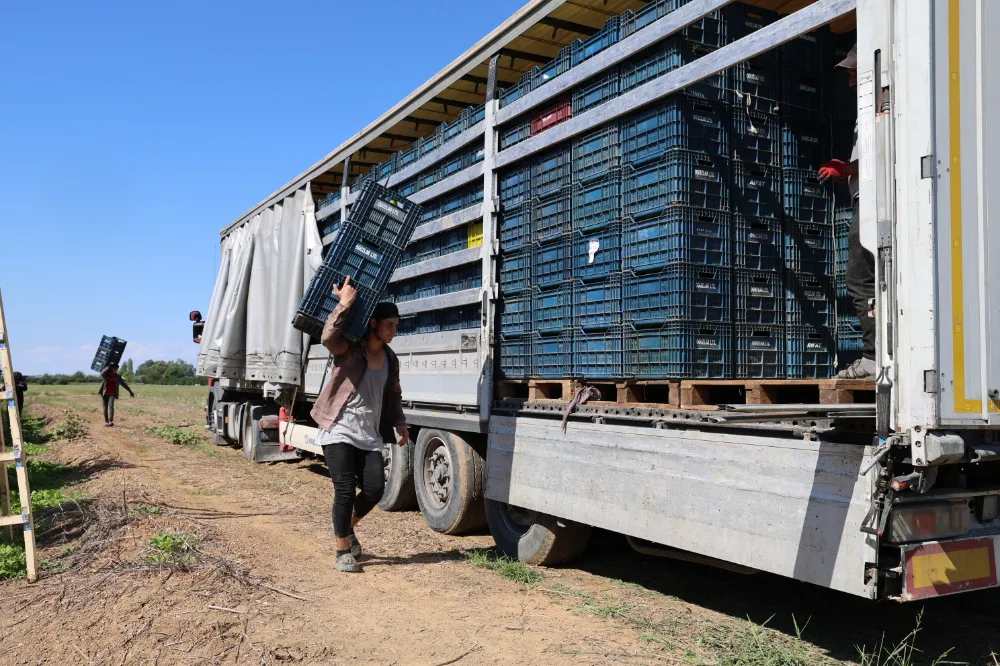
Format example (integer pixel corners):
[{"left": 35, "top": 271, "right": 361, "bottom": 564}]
[
  {"left": 818, "top": 45, "right": 874, "bottom": 380},
  {"left": 311, "top": 276, "right": 408, "bottom": 573},
  {"left": 98, "top": 362, "right": 134, "bottom": 427},
  {"left": 12, "top": 371, "right": 27, "bottom": 414}
]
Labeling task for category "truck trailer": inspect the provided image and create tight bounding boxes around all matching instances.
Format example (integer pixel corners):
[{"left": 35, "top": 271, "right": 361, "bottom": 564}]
[{"left": 194, "top": 0, "right": 1000, "bottom": 601}]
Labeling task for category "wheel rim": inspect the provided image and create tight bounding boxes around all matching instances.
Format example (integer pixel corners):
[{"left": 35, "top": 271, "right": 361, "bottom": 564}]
[
  {"left": 422, "top": 437, "right": 452, "bottom": 510},
  {"left": 382, "top": 441, "right": 393, "bottom": 484},
  {"left": 497, "top": 501, "right": 537, "bottom": 538}
]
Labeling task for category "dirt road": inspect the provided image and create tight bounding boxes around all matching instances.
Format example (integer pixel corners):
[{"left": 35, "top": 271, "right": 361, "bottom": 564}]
[{"left": 2, "top": 385, "right": 998, "bottom": 665}]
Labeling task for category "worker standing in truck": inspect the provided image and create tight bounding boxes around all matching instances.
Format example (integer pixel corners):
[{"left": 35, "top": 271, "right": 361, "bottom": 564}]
[
  {"left": 311, "top": 276, "right": 409, "bottom": 573},
  {"left": 819, "top": 45, "right": 875, "bottom": 379}
]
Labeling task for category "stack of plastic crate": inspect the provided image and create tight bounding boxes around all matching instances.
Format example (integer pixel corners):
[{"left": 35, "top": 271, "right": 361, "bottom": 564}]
[
  {"left": 620, "top": 86, "right": 732, "bottom": 379},
  {"left": 834, "top": 206, "right": 864, "bottom": 368},
  {"left": 498, "top": 166, "right": 534, "bottom": 378},
  {"left": 571, "top": 123, "right": 624, "bottom": 379}
]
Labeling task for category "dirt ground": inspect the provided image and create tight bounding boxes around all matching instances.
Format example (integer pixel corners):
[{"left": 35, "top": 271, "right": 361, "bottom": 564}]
[{"left": 2, "top": 385, "right": 1000, "bottom": 666}]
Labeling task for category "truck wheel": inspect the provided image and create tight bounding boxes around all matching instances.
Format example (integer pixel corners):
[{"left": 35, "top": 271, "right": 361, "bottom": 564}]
[
  {"left": 414, "top": 429, "right": 486, "bottom": 534},
  {"left": 241, "top": 403, "right": 259, "bottom": 462},
  {"left": 379, "top": 437, "right": 417, "bottom": 511},
  {"left": 485, "top": 499, "right": 591, "bottom": 565}
]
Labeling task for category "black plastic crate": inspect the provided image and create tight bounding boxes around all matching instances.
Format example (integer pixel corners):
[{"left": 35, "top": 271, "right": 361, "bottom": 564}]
[
  {"left": 572, "top": 69, "right": 620, "bottom": 116},
  {"left": 627, "top": 322, "right": 733, "bottom": 379},
  {"left": 787, "top": 325, "right": 836, "bottom": 379},
  {"left": 837, "top": 315, "right": 865, "bottom": 369},
  {"left": 725, "top": 2, "right": 779, "bottom": 42},
  {"left": 499, "top": 166, "right": 532, "bottom": 209},
  {"left": 575, "top": 327, "right": 626, "bottom": 379},
  {"left": 620, "top": 37, "right": 728, "bottom": 102},
  {"left": 500, "top": 335, "right": 532, "bottom": 379},
  {"left": 499, "top": 120, "right": 531, "bottom": 151},
  {"left": 534, "top": 237, "right": 574, "bottom": 289},
  {"left": 731, "top": 107, "right": 781, "bottom": 166},
  {"left": 350, "top": 180, "right": 423, "bottom": 249},
  {"left": 500, "top": 248, "right": 533, "bottom": 295},
  {"left": 835, "top": 211, "right": 852, "bottom": 279},
  {"left": 499, "top": 205, "right": 531, "bottom": 251},
  {"left": 573, "top": 124, "right": 621, "bottom": 184},
  {"left": 735, "top": 269, "right": 783, "bottom": 325},
  {"left": 500, "top": 295, "right": 532, "bottom": 337},
  {"left": 91, "top": 335, "right": 127, "bottom": 373},
  {"left": 571, "top": 16, "right": 621, "bottom": 66},
  {"left": 573, "top": 222, "right": 623, "bottom": 282},
  {"left": 737, "top": 324, "right": 786, "bottom": 378},
  {"left": 532, "top": 284, "right": 572, "bottom": 335},
  {"left": 784, "top": 221, "right": 835, "bottom": 275},
  {"left": 532, "top": 149, "right": 572, "bottom": 199},
  {"left": 534, "top": 332, "right": 575, "bottom": 378},
  {"left": 832, "top": 119, "right": 856, "bottom": 167},
  {"left": 782, "top": 111, "right": 832, "bottom": 171},
  {"left": 574, "top": 275, "right": 623, "bottom": 330},
  {"left": 732, "top": 161, "right": 782, "bottom": 220},
  {"left": 532, "top": 191, "right": 573, "bottom": 243},
  {"left": 734, "top": 215, "right": 782, "bottom": 271},
  {"left": 780, "top": 26, "right": 831, "bottom": 74},
  {"left": 780, "top": 69, "right": 828, "bottom": 111},
  {"left": 729, "top": 55, "right": 781, "bottom": 108},
  {"left": 783, "top": 168, "right": 833, "bottom": 224},
  {"left": 785, "top": 272, "right": 835, "bottom": 329},
  {"left": 573, "top": 173, "right": 622, "bottom": 233},
  {"left": 623, "top": 151, "right": 730, "bottom": 218},
  {"left": 625, "top": 206, "right": 731, "bottom": 271},
  {"left": 296, "top": 262, "right": 387, "bottom": 341},
  {"left": 624, "top": 264, "right": 731, "bottom": 326},
  {"left": 620, "top": 95, "right": 729, "bottom": 166}
]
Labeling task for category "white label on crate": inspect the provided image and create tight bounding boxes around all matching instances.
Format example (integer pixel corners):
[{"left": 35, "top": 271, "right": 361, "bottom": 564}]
[
  {"left": 748, "top": 179, "right": 767, "bottom": 188},
  {"left": 807, "top": 341, "right": 823, "bottom": 350},
  {"left": 695, "top": 168, "right": 716, "bottom": 180},
  {"left": 697, "top": 337, "right": 719, "bottom": 348},
  {"left": 695, "top": 280, "right": 717, "bottom": 292},
  {"left": 694, "top": 114, "right": 714, "bottom": 125},
  {"left": 803, "top": 135, "right": 820, "bottom": 144},
  {"left": 799, "top": 84, "right": 818, "bottom": 94},
  {"left": 587, "top": 239, "right": 600, "bottom": 264},
  {"left": 373, "top": 199, "right": 405, "bottom": 221},
  {"left": 751, "top": 340, "right": 772, "bottom": 348},
  {"left": 750, "top": 286, "right": 771, "bottom": 296},
  {"left": 354, "top": 243, "right": 383, "bottom": 263}
]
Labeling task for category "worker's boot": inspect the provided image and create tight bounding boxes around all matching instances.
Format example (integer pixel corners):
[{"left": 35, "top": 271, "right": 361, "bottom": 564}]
[
  {"left": 349, "top": 533, "right": 363, "bottom": 559},
  {"left": 335, "top": 551, "right": 362, "bottom": 573},
  {"left": 837, "top": 357, "right": 876, "bottom": 380}
]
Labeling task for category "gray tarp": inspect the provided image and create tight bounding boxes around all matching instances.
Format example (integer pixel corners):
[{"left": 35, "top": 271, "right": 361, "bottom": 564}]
[{"left": 197, "top": 185, "right": 322, "bottom": 385}]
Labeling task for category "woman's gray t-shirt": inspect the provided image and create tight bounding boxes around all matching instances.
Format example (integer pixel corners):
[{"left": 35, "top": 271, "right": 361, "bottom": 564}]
[{"left": 316, "top": 359, "right": 388, "bottom": 452}]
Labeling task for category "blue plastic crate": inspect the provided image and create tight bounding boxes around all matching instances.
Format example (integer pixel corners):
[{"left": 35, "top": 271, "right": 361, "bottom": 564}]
[
  {"left": 499, "top": 69, "right": 537, "bottom": 108},
  {"left": 783, "top": 168, "right": 833, "bottom": 224},
  {"left": 725, "top": 2, "right": 779, "bottom": 42},
  {"left": 780, "top": 26, "right": 830, "bottom": 74},
  {"left": 781, "top": 111, "right": 832, "bottom": 171},
  {"left": 533, "top": 286, "right": 574, "bottom": 334},
  {"left": 625, "top": 206, "right": 731, "bottom": 271},
  {"left": 780, "top": 68, "right": 828, "bottom": 111},
  {"left": 785, "top": 272, "right": 835, "bottom": 329},
  {"left": 731, "top": 108, "right": 781, "bottom": 166},
  {"left": 574, "top": 275, "right": 623, "bottom": 330},
  {"left": 416, "top": 168, "right": 437, "bottom": 192},
  {"left": 534, "top": 237, "right": 574, "bottom": 289},
  {"left": 837, "top": 315, "right": 864, "bottom": 351},
  {"left": 732, "top": 161, "right": 781, "bottom": 220},
  {"left": 623, "top": 151, "right": 730, "bottom": 218},
  {"left": 620, "top": 0, "right": 684, "bottom": 39},
  {"left": 573, "top": 173, "right": 622, "bottom": 233},
  {"left": 91, "top": 335, "right": 127, "bottom": 373},
  {"left": 734, "top": 215, "right": 782, "bottom": 271},
  {"left": 534, "top": 332, "right": 575, "bottom": 378},
  {"left": 729, "top": 56, "right": 781, "bottom": 111},
  {"left": 532, "top": 149, "right": 572, "bottom": 199},
  {"left": 501, "top": 248, "right": 533, "bottom": 295},
  {"left": 500, "top": 120, "right": 531, "bottom": 150},
  {"left": 499, "top": 167, "right": 532, "bottom": 209},
  {"left": 412, "top": 311, "right": 444, "bottom": 335},
  {"left": 501, "top": 295, "right": 532, "bottom": 337},
  {"left": 784, "top": 221, "right": 835, "bottom": 275},
  {"left": 620, "top": 94, "right": 729, "bottom": 166},
  {"left": 737, "top": 324, "right": 786, "bottom": 378},
  {"left": 532, "top": 191, "right": 573, "bottom": 243},
  {"left": 572, "top": 69, "right": 620, "bottom": 116},
  {"left": 317, "top": 190, "right": 342, "bottom": 215},
  {"left": 786, "top": 325, "right": 836, "bottom": 379},
  {"left": 620, "top": 37, "right": 728, "bottom": 102},
  {"left": 443, "top": 304, "right": 480, "bottom": 332},
  {"left": 624, "top": 264, "right": 731, "bottom": 326},
  {"left": 573, "top": 222, "right": 622, "bottom": 282},
  {"left": 573, "top": 125, "right": 621, "bottom": 183},
  {"left": 835, "top": 216, "right": 851, "bottom": 279},
  {"left": 468, "top": 103, "right": 486, "bottom": 126},
  {"left": 500, "top": 335, "right": 532, "bottom": 379},
  {"left": 320, "top": 217, "right": 342, "bottom": 240},
  {"left": 735, "top": 269, "right": 783, "bottom": 325},
  {"left": 418, "top": 201, "right": 440, "bottom": 225},
  {"left": 575, "top": 327, "right": 625, "bottom": 379},
  {"left": 397, "top": 179, "right": 418, "bottom": 197},
  {"left": 375, "top": 155, "right": 397, "bottom": 182},
  {"left": 535, "top": 46, "right": 572, "bottom": 88},
  {"left": 627, "top": 322, "right": 733, "bottom": 379},
  {"left": 415, "top": 275, "right": 443, "bottom": 301},
  {"left": 441, "top": 264, "right": 481, "bottom": 296},
  {"left": 439, "top": 152, "right": 466, "bottom": 179},
  {"left": 500, "top": 205, "right": 531, "bottom": 251},
  {"left": 571, "top": 16, "right": 621, "bottom": 66}
]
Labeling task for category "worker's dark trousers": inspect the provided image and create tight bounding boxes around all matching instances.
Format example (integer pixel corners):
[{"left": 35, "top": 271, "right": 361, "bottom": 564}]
[
  {"left": 102, "top": 395, "right": 116, "bottom": 424},
  {"left": 14, "top": 389, "right": 24, "bottom": 414},
  {"left": 845, "top": 200, "right": 877, "bottom": 359},
  {"left": 323, "top": 442, "right": 385, "bottom": 538}
]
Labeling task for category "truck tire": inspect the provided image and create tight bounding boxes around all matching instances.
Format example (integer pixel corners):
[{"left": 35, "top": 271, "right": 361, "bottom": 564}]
[
  {"left": 414, "top": 429, "right": 486, "bottom": 534},
  {"left": 485, "top": 498, "right": 592, "bottom": 565},
  {"left": 241, "top": 404, "right": 258, "bottom": 462},
  {"left": 378, "top": 437, "right": 417, "bottom": 511}
]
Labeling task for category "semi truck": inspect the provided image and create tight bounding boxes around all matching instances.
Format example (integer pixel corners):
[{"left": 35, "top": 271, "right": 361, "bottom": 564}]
[{"left": 193, "top": 0, "right": 1000, "bottom": 601}]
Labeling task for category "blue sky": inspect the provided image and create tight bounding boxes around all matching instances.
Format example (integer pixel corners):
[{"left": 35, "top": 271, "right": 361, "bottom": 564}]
[{"left": 1, "top": 0, "right": 522, "bottom": 375}]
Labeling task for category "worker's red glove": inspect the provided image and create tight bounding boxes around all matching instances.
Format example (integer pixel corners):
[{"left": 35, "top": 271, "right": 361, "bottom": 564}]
[{"left": 818, "top": 159, "right": 853, "bottom": 182}]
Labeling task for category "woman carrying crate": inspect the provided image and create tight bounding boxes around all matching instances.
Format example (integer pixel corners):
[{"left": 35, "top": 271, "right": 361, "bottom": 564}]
[{"left": 311, "top": 276, "right": 409, "bottom": 573}]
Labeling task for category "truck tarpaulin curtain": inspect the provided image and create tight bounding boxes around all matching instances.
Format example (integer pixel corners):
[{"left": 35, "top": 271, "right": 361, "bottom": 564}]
[{"left": 197, "top": 185, "right": 323, "bottom": 385}]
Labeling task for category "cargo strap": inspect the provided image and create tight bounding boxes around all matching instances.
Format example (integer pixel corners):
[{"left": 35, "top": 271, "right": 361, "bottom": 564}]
[{"left": 0, "top": 288, "right": 38, "bottom": 582}]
